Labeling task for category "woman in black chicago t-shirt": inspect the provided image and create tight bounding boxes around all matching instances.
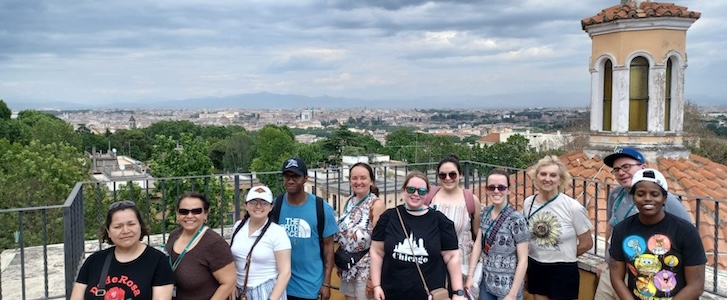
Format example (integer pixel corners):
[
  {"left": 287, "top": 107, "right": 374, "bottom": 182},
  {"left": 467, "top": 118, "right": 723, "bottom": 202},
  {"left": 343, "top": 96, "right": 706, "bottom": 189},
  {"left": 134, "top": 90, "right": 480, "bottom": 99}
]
[
  {"left": 71, "top": 200, "right": 174, "bottom": 300},
  {"left": 369, "top": 171, "right": 466, "bottom": 300}
]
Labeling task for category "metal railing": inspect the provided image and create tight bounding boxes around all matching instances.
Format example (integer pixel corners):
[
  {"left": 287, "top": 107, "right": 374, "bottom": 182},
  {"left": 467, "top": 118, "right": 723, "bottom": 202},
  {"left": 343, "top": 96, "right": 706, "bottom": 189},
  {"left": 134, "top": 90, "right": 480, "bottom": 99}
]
[{"left": 1, "top": 160, "right": 725, "bottom": 299}]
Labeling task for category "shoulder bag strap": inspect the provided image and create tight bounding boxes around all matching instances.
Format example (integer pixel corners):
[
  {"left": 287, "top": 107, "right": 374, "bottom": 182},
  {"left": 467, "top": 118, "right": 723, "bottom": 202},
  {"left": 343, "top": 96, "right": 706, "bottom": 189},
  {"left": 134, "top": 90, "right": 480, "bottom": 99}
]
[
  {"left": 241, "top": 219, "right": 273, "bottom": 299},
  {"left": 395, "top": 207, "right": 431, "bottom": 295},
  {"left": 269, "top": 194, "right": 284, "bottom": 223},
  {"left": 483, "top": 207, "right": 514, "bottom": 255},
  {"left": 94, "top": 251, "right": 113, "bottom": 298}
]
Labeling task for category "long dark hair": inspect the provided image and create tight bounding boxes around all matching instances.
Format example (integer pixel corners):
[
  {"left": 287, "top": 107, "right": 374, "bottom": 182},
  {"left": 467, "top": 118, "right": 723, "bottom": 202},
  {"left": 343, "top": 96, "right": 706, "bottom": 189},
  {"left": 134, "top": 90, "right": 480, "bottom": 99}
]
[{"left": 351, "top": 162, "right": 380, "bottom": 196}]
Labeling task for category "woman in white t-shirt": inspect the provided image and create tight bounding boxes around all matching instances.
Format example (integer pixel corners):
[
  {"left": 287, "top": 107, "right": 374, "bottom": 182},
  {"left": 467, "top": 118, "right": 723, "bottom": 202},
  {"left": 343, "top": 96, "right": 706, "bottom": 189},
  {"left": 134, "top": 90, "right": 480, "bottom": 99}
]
[
  {"left": 523, "top": 156, "right": 593, "bottom": 300},
  {"left": 230, "top": 186, "right": 292, "bottom": 300}
]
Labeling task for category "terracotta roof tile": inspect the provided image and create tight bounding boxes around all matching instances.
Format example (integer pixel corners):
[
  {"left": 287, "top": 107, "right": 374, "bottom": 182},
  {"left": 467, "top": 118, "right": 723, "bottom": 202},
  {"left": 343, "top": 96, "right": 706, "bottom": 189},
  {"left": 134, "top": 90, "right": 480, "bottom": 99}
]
[{"left": 582, "top": 2, "right": 701, "bottom": 30}]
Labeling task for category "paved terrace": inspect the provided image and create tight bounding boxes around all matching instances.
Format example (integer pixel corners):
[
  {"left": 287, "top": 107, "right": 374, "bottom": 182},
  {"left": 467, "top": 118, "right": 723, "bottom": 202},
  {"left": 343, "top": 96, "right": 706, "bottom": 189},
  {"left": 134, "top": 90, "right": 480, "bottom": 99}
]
[{"left": 1, "top": 161, "right": 726, "bottom": 299}]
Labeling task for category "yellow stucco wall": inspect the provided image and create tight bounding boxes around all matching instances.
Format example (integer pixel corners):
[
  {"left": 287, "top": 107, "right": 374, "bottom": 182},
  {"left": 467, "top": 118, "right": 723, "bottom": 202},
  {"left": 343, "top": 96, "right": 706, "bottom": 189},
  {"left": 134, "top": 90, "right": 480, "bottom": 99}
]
[{"left": 591, "top": 29, "right": 687, "bottom": 67}]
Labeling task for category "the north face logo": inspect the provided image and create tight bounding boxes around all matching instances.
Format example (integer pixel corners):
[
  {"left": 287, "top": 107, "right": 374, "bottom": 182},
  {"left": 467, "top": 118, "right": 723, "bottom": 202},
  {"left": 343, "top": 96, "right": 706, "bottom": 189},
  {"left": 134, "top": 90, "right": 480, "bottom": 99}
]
[{"left": 285, "top": 159, "right": 298, "bottom": 169}]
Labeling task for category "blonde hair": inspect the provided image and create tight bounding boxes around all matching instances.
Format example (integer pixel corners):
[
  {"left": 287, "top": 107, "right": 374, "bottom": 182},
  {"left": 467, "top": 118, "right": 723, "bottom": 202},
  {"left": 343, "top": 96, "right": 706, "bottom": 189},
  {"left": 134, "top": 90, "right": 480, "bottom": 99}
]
[
  {"left": 402, "top": 170, "right": 430, "bottom": 191},
  {"left": 528, "top": 155, "right": 572, "bottom": 193}
]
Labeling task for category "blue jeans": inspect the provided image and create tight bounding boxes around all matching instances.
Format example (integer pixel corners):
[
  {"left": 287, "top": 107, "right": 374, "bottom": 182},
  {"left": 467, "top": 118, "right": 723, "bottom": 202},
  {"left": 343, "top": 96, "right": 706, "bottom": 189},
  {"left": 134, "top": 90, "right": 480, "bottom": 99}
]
[{"left": 478, "top": 287, "right": 523, "bottom": 300}]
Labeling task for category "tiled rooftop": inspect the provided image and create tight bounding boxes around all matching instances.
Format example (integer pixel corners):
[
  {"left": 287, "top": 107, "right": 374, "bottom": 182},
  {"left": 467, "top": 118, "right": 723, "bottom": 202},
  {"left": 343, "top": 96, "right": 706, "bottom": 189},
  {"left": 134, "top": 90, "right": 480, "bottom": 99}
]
[
  {"left": 480, "top": 151, "right": 727, "bottom": 271},
  {"left": 581, "top": 1, "right": 701, "bottom": 29}
]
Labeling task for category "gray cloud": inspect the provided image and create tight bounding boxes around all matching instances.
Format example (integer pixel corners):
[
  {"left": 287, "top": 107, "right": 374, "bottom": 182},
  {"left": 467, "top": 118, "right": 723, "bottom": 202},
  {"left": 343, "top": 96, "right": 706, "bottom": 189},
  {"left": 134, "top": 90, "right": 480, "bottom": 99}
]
[{"left": 0, "top": 0, "right": 723, "bottom": 107}]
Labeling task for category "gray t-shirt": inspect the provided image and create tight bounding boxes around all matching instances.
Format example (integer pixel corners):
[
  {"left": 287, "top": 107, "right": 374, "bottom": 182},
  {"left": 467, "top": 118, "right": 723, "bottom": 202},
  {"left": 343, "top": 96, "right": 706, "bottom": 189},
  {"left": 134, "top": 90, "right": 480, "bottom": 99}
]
[
  {"left": 480, "top": 206, "right": 530, "bottom": 297},
  {"left": 605, "top": 186, "right": 693, "bottom": 262}
]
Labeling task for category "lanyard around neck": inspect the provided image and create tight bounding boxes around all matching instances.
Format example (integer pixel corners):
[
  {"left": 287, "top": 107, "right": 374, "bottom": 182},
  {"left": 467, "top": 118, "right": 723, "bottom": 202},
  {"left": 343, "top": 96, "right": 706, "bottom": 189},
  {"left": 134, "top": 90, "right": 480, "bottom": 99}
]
[
  {"left": 169, "top": 224, "right": 206, "bottom": 271},
  {"left": 484, "top": 203, "right": 509, "bottom": 237},
  {"left": 612, "top": 189, "right": 635, "bottom": 224},
  {"left": 527, "top": 193, "right": 559, "bottom": 221}
]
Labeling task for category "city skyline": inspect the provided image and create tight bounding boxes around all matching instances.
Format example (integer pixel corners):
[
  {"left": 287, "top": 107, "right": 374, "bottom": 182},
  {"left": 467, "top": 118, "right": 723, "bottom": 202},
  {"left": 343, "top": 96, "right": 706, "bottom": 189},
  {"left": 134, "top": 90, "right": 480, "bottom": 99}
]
[{"left": 1, "top": 1, "right": 725, "bottom": 109}]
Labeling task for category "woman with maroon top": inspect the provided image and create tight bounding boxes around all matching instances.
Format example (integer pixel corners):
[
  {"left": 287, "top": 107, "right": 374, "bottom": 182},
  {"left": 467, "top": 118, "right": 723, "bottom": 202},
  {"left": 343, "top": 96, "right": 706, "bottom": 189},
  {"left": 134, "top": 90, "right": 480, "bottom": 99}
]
[{"left": 166, "top": 192, "right": 237, "bottom": 300}]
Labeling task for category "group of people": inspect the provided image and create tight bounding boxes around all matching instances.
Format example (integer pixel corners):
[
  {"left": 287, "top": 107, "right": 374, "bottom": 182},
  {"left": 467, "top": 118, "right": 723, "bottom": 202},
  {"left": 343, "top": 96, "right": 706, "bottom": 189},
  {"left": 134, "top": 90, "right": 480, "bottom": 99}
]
[{"left": 70, "top": 148, "right": 707, "bottom": 300}]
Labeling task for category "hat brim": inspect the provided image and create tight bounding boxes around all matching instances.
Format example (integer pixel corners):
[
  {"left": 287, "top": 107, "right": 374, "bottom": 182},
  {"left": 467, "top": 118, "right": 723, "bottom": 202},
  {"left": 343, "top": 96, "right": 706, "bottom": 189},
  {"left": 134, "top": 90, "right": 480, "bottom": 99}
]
[
  {"left": 283, "top": 169, "right": 305, "bottom": 176},
  {"left": 603, "top": 153, "right": 639, "bottom": 168}
]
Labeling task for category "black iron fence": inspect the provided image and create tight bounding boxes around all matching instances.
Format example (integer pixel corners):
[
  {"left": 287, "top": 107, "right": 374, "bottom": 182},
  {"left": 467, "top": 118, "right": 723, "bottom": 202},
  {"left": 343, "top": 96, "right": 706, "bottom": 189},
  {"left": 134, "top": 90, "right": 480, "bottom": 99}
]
[{"left": 1, "top": 161, "right": 725, "bottom": 299}]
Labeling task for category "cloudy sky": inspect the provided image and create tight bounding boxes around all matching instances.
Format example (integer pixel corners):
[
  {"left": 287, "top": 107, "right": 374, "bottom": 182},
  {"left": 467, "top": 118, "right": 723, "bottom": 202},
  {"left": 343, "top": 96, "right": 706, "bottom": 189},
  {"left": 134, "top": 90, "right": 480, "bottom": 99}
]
[{"left": 1, "top": 0, "right": 724, "bottom": 108}]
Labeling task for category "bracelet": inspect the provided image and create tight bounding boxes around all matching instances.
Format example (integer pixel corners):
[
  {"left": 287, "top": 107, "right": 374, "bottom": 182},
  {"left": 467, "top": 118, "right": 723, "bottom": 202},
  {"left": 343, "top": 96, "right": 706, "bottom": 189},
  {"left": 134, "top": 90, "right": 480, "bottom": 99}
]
[
  {"left": 322, "top": 283, "right": 331, "bottom": 288},
  {"left": 373, "top": 285, "right": 381, "bottom": 289}
]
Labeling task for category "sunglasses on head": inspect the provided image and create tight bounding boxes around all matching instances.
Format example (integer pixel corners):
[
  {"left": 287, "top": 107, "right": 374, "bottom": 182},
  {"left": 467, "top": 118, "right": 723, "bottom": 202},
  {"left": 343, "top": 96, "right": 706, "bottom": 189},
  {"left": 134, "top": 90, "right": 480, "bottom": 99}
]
[
  {"left": 406, "top": 186, "right": 428, "bottom": 196},
  {"left": 438, "top": 171, "right": 458, "bottom": 180},
  {"left": 109, "top": 200, "right": 136, "bottom": 211},
  {"left": 177, "top": 208, "right": 204, "bottom": 215},
  {"left": 486, "top": 185, "right": 508, "bottom": 192}
]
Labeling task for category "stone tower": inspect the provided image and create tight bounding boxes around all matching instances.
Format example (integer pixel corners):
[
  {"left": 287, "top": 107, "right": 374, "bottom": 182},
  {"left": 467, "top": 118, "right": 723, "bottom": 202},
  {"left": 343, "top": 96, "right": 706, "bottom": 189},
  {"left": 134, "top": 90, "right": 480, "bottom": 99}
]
[
  {"left": 129, "top": 115, "right": 137, "bottom": 129},
  {"left": 581, "top": 1, "right": 700, "bottom": 162}
]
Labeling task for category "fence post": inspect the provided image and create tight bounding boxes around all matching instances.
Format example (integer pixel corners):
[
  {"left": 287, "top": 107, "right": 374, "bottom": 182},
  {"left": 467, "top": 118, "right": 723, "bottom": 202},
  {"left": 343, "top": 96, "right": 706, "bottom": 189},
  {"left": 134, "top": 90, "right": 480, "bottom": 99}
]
[{"left": 464, "top": 161, "right": 471, "bottom": 188}]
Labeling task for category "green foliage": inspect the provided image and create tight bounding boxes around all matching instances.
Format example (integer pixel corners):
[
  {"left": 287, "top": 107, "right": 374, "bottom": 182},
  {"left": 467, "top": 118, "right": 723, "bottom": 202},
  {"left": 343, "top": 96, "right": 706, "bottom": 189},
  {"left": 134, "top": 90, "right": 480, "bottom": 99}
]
[
  {"left": 0, "top": 140, "right": 90, "bottom": 249},
  {"left": 222, "top": 132, "right": 255, "bottom": 172},
  {"left": 297, "top": 141, "right": 326, "bottom": 168},
  {"left": 0, "top": 99, "right": 10, "bottom": 120},
  {"left": 149, "top": 133, "right": 232, "bottom": 231},
  {"left": 0, "top": 119, "right": 31, "bottom": 144},
  {"left": 145, "top": 120, "right": 201, "bottom": 141},
  {"left": 18, "top": 110, "right": 81, "bottom": 149},
  {"left": 250, "top": 125, "right": 297, "bottom": 191},
  {"left": 110, "top": 129, "right": 152, "bottom": 161}
]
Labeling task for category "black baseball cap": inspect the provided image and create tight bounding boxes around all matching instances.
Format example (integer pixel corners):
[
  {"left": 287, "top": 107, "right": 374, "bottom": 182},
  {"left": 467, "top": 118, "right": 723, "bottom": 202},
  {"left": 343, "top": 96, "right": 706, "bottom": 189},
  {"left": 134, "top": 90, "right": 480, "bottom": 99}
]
[
  {"left": 281, "top": 157, "right": 307, "bottom": 176},
  {"left": 603, "top": 147, "right": 645, "bottom": 168}
]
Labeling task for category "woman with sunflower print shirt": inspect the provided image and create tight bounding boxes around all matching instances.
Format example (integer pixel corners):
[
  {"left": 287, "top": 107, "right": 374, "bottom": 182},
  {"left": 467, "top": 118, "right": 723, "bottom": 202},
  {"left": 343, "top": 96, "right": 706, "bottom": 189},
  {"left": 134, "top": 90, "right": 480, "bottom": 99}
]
[{"left": 523, "top": 156, "right": 593, "bottom": 300}]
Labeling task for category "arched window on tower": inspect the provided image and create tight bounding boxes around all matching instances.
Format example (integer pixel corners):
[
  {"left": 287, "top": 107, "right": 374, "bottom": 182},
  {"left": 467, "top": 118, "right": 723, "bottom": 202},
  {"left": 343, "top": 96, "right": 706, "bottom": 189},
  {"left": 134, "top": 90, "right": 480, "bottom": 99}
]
[
  {"left": 665, "top": 58, "right": 673, "bottom": 131},
  {"left": 629, "top": 56, "right": 649, "bottom": 131},
  {"left": 603, "top": 60, "right": 613, "bottom": 131}
]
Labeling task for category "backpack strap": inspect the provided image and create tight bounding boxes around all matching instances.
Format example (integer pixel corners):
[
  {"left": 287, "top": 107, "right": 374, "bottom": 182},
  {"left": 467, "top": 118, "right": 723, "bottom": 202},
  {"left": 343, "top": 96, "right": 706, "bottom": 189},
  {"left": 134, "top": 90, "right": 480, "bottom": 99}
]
[
  {"left": 463, "top": 188, "right": 477, "bottom": 239},
  {"left": 315, "top": 196, "right": 325, "bottom": 266},
  {"left": 269, "top": 194, "right": 284, "bottom": 223},
  {"left": 423, "top": 186, "right": 441, "bottom": 206}
]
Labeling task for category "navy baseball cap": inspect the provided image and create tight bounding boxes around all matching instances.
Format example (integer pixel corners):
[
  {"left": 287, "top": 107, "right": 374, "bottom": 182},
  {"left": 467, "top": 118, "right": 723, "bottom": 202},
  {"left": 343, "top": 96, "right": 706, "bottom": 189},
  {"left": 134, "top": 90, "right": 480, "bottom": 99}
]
[
  {"left": 603, "top": 147, "right": 645, "bottom": 168},
  {"left": 281, "top": 157, "right": 307, "bottom": 176}
]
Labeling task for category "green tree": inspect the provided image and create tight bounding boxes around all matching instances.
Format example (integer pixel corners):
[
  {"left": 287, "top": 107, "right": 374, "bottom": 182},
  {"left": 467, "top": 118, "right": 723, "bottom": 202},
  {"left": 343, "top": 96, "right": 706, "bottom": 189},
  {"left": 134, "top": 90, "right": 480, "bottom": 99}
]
[
  {"left": 18, "top": 110, "right": 81, "bottom": 149},
  {"left": 0, "top": 140, "right": 90, "bottom": 249},
  {"left": 250, "top": 125, "right": 297, "bottom": 190},
  {"left": 144, "top": 120, "right": 201, "bottom": 141},
  {"left": 110, "top": 129, "right": 152, "bottom": 161},
  {"left": 150, "top": 133, "right": 232, "bottom": 232},
  {"left": 222, "top": 132, "right": 255, "bottom": 172},
  {"left": 0, "top": 119, "right": 31, "bottom": 144},
  {"left": 297, "top": 141, "right": 325, "bottom": 168},
  {"left": 0, "top": 99, "right": 10, "bottom": 120}
]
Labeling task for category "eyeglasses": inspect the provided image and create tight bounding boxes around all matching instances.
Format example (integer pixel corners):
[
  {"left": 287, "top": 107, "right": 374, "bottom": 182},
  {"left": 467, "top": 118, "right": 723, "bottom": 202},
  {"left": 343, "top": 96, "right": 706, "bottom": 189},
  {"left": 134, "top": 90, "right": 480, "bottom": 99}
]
[
  {"left": 109, "top": 200, "right": 136, "bottom": 211},
  {"left": 406, "top": 186, "right": 428, "bottom": 196},
  {"left": 610, "top": 163, "right": 641, "bottom": 174},
  {"left": 438, "top": 171, "right": 458, "bottom": 180},
  {"left": 486, "top": 185, "right": 508, "bottom": 192},
  {"left": 246, "top": 200, "right": 271, "bottom": 207},
  {"left": 177, "top": 208, "right": 204, "bottom": 215}
]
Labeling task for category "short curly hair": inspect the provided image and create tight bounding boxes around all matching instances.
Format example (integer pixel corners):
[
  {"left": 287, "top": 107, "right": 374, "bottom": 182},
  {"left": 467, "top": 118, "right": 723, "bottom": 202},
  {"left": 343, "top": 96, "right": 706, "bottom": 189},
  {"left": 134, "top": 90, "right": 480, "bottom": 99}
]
[{"left": 528, "top": 155, "right": 572, "bottom": 193}]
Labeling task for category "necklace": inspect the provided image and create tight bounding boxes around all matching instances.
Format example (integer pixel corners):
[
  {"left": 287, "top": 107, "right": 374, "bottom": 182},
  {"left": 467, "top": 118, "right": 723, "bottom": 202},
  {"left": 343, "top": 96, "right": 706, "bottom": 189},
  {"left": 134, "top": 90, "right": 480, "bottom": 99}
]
[{"left": 404, "top": 205, "right": 428, "bottom": 212}]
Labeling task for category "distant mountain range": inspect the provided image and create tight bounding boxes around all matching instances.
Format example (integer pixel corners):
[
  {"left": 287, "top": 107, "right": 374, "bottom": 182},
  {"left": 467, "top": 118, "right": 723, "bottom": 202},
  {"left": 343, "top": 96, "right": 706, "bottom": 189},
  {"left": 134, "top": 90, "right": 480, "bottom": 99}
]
[{"left": 4, "top": 91, "right": 722, "bottom": 110}]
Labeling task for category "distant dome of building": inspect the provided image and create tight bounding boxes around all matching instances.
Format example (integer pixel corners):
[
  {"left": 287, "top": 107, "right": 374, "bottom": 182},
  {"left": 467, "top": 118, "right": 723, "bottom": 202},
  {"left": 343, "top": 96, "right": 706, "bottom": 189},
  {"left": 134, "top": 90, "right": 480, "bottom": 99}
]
[{"left": 582, "top": 1, "right": 700, "bottom": 29}]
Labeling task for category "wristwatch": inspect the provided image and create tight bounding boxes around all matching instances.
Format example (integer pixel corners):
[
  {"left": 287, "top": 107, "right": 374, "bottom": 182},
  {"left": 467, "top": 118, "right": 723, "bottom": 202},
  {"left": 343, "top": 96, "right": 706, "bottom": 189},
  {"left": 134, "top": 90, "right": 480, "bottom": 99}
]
[{"left": 453, "top": 289, "right": 465, "bottom": 296}]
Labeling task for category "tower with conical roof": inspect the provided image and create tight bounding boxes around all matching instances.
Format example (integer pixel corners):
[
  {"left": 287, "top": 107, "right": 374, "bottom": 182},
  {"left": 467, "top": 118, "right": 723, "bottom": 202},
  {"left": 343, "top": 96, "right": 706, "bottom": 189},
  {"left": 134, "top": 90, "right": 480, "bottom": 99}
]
[
  {"left": 581, "top": 0, "right": 700, "bottom": 162},
  {"left": 129, "top": 115, "right": 137, "bottom": 129}
]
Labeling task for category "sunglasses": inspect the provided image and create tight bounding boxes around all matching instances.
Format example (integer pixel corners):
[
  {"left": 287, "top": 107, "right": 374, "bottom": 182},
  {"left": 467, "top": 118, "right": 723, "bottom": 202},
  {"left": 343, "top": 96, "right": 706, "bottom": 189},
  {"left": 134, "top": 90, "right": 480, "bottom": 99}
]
[
  {"left": 246, "top": 200, "right": 271, "bottom": 207},
  {"left": 109, "top": 200, "right": 136, "bottom": 211},
  {"left": 438, "top": 171, "right": 458, "bottom": 180},
  {"left": 486, "top": 185, "right": 508, "bottom": 192},
  {"left": 405, "top": 186, "right": 428, "bottom": 196},
  {"left": 177, "top": 208, "right": 204, "bottom": 215}
]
